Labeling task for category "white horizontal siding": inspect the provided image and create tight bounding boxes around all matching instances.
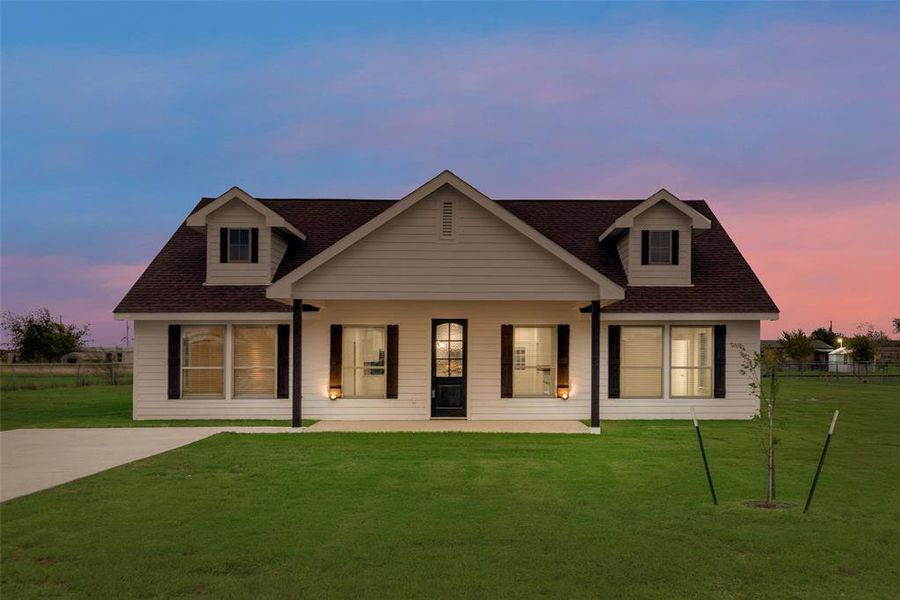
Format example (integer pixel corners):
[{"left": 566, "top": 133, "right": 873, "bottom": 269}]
[
  {"left": 292, "top": 187, "right": 599, "bottom": 300},
  {"left": 206, "top": 199, "right": 272, "bottom": 285},
  {"left": 133, "top": 308, "right": 760, "bottom": 421},
  {"left": 627, "top": 202, "right": 692, "bottom": 287}
]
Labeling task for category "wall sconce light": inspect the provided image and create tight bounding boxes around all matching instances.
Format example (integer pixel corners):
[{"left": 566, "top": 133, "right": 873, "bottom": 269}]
[
  {"left": 557, "top": 387, "right": 569, "bottom": 400},
  {"left": 329, "top": 387, "right": 342, "bottom": 400}
]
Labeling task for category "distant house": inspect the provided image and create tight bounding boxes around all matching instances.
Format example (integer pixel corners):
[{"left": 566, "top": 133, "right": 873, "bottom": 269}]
[
  {"left": 760, "top": 338, "right": 833, "bottom": 367},
  {"left": 828, "top": 347, "right": 853, "bottom": 373},
  {"left": 59, "top": 347, "right": 133, "bottom": 364}
]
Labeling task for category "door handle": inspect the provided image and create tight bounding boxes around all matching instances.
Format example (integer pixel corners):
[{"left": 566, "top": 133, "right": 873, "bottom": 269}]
[{"left": 431, "top": 389, "right": 435, "bottom": 398}]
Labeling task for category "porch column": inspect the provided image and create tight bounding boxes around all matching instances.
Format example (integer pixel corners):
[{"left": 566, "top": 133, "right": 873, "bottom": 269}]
[
  {"left": 590, "top": 300, "right": 600, "bottom": 430},
  {"left": 292, "top": 298, "right": 302, "bottom": 428}
]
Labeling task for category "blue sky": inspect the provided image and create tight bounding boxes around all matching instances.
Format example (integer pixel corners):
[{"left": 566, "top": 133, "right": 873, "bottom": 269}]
[{"left": 2, "top": 1, "right": 899, "bottom": 344}]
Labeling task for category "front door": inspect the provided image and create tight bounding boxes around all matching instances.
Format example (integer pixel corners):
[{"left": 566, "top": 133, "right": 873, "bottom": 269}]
[{"left": 431, "top": 319, "right": 467, "bottom": 418}]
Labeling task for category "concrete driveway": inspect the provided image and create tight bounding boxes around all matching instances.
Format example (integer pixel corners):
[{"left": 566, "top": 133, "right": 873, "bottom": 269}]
[{"left": 0, "top": 427, "right": 295, "bottom": 502}]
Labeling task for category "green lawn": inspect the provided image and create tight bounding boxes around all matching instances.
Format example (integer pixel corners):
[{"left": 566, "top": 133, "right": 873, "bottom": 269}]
[
  {"left": 0, "top": 385, "right": 313, "bottom": 430},
  {"left": 2, "top": 379, "right": 899, "bottom": 598}
]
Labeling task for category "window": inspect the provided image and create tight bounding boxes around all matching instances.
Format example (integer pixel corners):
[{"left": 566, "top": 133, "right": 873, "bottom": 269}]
[
  {"left": 512, "top": 326, "right": 556, "bottom": 397},
  {"left": 621, "top": 327, "right": 663, "bottom": 398},
  {"left": 181, "top": 325, "right": 225, "bottom": 398},
  {"left": 233, "top": 325, "right": 276, "bottom": 398},
  {"left": 228, "top": 228, "right": 251, "bottom": 263},
  {"left": 670, "top": 327, "right": 713, "bottom": 398},
  {"left": 648, "top": 231, "right": 672, "bottom": 265},
  {"left": 342, "top": 327, "right": 386, "bottom": 398}
]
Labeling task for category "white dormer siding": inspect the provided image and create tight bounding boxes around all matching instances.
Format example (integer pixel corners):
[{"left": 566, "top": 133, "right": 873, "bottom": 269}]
[
  {"left": 626, "top": 202, "right": 692, "bottom": 287},
  {"left": 205, "top": 198, "right": 272, "bottom": 285}
]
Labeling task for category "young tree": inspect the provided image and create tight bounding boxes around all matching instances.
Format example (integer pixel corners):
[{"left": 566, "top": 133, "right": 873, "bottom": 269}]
[
  {"left": 780, "top": 329, "right": 814, "bottom": 372},
  {"left": 736, "top": 343, "right": 782, "bottom": 505},
  {"left": 1, "top": 309, "right": 91, "bottom": 362}
]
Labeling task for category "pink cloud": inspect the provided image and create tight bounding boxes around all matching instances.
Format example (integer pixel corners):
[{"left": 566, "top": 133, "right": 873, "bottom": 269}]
[{"left": 1, "top": 255, "right": 146, "bottom": 346}]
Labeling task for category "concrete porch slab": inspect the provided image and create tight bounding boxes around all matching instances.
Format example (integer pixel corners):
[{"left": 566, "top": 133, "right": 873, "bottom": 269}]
[{"left": 304, "top": 420, "right": 590, "bottom": 434}]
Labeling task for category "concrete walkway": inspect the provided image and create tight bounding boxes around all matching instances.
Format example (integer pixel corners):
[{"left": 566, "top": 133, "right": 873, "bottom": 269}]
[
  {"left": 305, "top": 420, "right": 589, "bottom": 434},
  {"left": 0, "top": 426, "right": 297, "bottom": 502}
]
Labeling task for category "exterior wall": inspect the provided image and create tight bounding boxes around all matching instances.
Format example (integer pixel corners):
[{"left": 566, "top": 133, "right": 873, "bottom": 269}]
[
  {"left": 132, "top": 304, "right": 760, "bottom": 421},
  {"left": 626, "top": 202, "right": 692, "bottom": 287},
  {"left": 270, "top": 230, "right": 289, "bottom": 280},
  {"left": 292, "top": 186, "right": 600, "bottom": 300},
  {"left": 616, "top": 234, "right": 630, "bottom": 278},
  {"left": 205, "top": 199, "right": 272, "bottom": 285}
]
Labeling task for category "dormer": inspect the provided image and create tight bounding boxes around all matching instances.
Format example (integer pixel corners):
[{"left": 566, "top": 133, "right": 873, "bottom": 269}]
[
  {"left": 599, "top": 189, "right": 711, "bottom": 287},
  {"left": 186, "top": 187, "right": 305, "bottom": 286}
]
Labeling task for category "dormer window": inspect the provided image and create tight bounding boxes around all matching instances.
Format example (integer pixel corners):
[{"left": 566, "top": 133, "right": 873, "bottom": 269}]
[
  {"left": 649, "top": 231, "right": 672, "bottom": 265},
  {"left": 640, "top": 230, "right": 680, "bottom": 266},
  {"left": 229, "top": 228, "right": 251, "bottom": 262},
  {"left": 218, "top": 227, "right": 258, "bottom": 264}
]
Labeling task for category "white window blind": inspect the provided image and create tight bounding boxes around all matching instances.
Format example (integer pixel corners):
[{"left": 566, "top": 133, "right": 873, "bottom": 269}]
[
  {"left": 671, "top": 327, "right": 713, "bottom": 398},
  {"left": 648, "top": 231, "right": 672, "bottom": 265},
  {"left": 233, "top": 325, "right": 277, "bottom": 398},
  {"left": 342, "top": 327, "right": 387, "bottom": 398},
  {"left": 512, "top": 326, "right": 556, "bottom": 397},
  {"left": 621, "top": 327, "right": 663, "bottom": 398},
  {"left": 181, "top": 325, "right": 225, "bottom": 398}
]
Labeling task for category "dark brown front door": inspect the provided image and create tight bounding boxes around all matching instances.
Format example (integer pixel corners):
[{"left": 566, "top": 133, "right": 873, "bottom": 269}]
[{"left": 431, "top": 319, "right": 467, "bottom": 418}]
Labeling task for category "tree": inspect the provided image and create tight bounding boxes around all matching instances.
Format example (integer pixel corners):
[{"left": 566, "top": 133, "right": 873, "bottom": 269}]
[
  {"left": 736, "top": 343, "right": 782, "bottom": 506},
  {"left": 1, "top": 308, "right": 91, "bottom": 362},
  {"left": 893, "top": 318, "right": 900, "bottom": 335},
  {"left": 780, "top": 329, "right": 814, "bottom": 371},
  {"left": 811, "top": 327, "right": 838, "bottom": 348}
]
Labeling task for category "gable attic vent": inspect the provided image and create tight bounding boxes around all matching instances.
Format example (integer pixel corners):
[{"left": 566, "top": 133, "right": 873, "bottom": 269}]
[{"left": 440, "top": 200, "right": 455, "bottom": 239}]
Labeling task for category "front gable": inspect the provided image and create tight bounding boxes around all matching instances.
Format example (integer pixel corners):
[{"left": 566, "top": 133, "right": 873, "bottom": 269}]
[{"left": 268, "top": 173, "right": 625, "bottom": 302}]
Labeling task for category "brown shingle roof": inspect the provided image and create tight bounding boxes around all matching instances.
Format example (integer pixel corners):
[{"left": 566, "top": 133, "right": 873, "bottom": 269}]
[{"left": 114, "top": 196, "right": 777, "bottom": 314}]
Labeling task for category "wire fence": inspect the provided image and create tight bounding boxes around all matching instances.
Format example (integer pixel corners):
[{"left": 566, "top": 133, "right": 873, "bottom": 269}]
[
  {"left": 774, "top": 361, "right": 900, "bottom": 383},
  {"left": 0, "top": 363, "right": 134, "bottom": 391}
]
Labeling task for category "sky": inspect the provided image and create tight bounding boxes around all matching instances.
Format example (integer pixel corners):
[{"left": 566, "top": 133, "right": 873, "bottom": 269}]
[{"left": 2, "top": 1, "right": 898, "bottom": 346}]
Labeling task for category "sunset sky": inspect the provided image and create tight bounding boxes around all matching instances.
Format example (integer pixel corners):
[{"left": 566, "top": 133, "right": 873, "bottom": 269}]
[{"left": 2, "top": 2, "right": 898, "bottom": 346}]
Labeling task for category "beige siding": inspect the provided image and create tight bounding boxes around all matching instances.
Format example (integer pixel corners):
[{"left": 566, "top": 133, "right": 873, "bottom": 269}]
[
  {"left": 627, "top": 202, "right": 692, "bottom": 287},
  {"left": 132, "top": 306, "right": 760, "bottom": 421},
  {"left": 616, "top": 233, "right": 630, "bottom": 278},
  {"left": 292, "top": 187, "right": 599, "bottom": 300},
  {"left": 270, "top": 230, "right": 288, "bottom": 279},
  {"left": 206, "top": 199, "right": 272, "bottom": 285}
]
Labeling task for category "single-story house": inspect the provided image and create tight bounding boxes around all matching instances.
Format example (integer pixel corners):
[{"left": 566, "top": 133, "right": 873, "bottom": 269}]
[
  {"left": 60, "top": 347, "right": 133, "bottom": 364},
  {"left": 761, "top": 338, "right": 833, "bottom": 367},
  {"left": 115, "top": 171, "right": 778, "bottom": 428}
]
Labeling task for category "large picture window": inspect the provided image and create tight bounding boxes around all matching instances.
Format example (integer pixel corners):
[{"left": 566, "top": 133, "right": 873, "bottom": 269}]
[
  {"left": 512, "top": 326, "right": 556, "bottom": 397},
  {"left": 621, "top": 326, "right": 663, "bottom": 398},
  {"left": 233, "top": 325, "right": 277, "bottom": 398},
  {"left": 342, "top": 327, "right": 386, "bottom": 398},
  {"left": 671, "top": 327, "right": 713, "bottom": 398},
  {"left": 181, "top": 325, "right": 225, "bottom": 398}
]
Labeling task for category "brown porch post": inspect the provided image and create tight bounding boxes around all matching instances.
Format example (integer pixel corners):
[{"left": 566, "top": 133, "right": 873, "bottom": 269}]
[
  {"left": 590, "top": 299, "right": 600, "bottom": 429},
  {"left": 292, "top": 299, "right": 303, "bottom": 428}
]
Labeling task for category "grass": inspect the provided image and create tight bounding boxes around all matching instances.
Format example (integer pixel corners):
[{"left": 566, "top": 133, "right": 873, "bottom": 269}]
[
  {"left": 2, "top": 379, "right": 899, "bottom": 598},
  {"left": 0, "top": 385, "right": 314, "bottom": 430},
  {"left": 0, "top": 371, "right": 134, "bottom": 391}
]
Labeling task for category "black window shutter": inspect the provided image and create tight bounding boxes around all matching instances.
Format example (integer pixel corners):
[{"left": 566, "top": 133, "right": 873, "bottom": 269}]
[
  {"left": 714, "top": 325, "right": 727, "bottom": 398},
  {"left": 556, "top": 324, "right": 569, "bottom": 393},
  {"left": 219, "top": 228, "right": 229, "bottom": 263},
  {"left": 386, "top": 325, "right": 399, "bottom": 399},
  {"left": 608, "top": 325, "right": 621, "bottom": 399},
  {"left": 671, "top": 230, "right": 679, "bottom": 265},
  {"left": 167, "top": 325, "right": 181, "bottom": 399},
  {"left": 276, "top": 324, "right": 290, "bottom": 399},
  {"left": 329, "top": 325, "right": 342, "bottom": 396},
  {"left": 640, "top": 231, "right": 649, "bottom": 265},
  {"left": 250, "top": 228, "right": 259, "bottom": 263},
  {"left": 500, "top": 324, "right": 513, "bottom": 398}
]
